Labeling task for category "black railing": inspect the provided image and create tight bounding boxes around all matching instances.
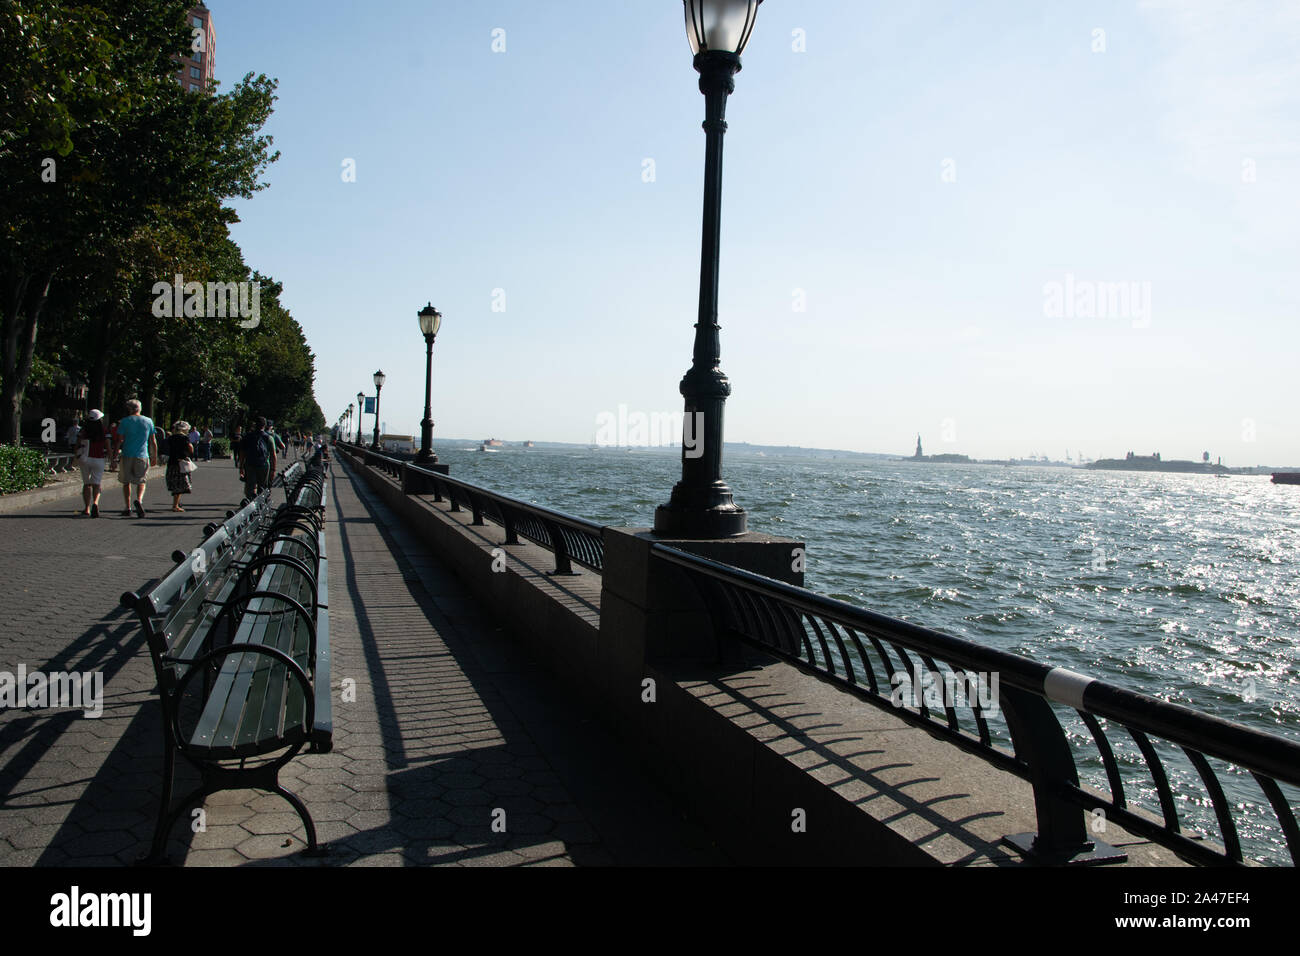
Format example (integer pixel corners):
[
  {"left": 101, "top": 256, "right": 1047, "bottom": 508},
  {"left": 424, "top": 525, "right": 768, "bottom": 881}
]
[
  {"left": 652, "top": 542, "right": 1300, "bottom": 867},
  {"left": 345, "top": 446, "right": 603, "bottom": 574},
  {"left": 335, "top": 439, "right": 1299, "bottom": 865}
]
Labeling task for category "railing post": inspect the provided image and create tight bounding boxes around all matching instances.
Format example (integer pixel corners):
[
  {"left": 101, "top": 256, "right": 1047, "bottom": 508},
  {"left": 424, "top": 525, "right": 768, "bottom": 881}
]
[
  {"left": 999, "top": 686, "right": 1126, "bottom": 865},
  {"left": 502, "top": 506, "right": 520, "bottom": 545},
  {"left": 468, "top": 490, "right": 484, "bottom": 526},
  {"left": 544, "top": 519, "right": 575, "bottom": 575}
]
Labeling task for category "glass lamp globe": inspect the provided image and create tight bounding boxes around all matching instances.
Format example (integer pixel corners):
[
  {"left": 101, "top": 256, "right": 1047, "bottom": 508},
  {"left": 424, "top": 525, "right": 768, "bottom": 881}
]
[{"left": 684, "top": 0, "right": 761, "bottom": 56}]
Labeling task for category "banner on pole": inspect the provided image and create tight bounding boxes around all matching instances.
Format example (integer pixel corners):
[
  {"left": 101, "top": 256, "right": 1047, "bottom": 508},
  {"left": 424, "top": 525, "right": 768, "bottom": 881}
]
[{"left": 364, "top": 397, "right": 375, "bottom": 414}]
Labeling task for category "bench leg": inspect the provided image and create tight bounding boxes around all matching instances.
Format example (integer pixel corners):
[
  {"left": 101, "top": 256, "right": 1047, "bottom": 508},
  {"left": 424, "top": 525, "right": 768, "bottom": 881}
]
[
  {"left": 272, "top": 781, "right": 329, "bottom": 857},
  {"left": 136, "top": 744, "right": 178, "bottom": 865},
  {"left": 137, "top": 779, "right": 208, "bottom": 866}
]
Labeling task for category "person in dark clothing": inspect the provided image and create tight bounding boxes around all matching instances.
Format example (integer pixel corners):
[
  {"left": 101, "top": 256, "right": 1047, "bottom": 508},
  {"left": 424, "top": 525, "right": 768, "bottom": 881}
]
[{"left": 239, "top": 417, "right": 277, "bottom": 500}]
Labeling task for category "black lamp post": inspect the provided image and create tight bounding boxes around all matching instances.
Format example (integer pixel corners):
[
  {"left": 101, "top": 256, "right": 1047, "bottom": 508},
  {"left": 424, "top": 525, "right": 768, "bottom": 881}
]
[
  {"left": 416, "top": 303, "right": 442, "bottom": 464},
  {"left": 356, "top": 391, "right": 365, "bottom": 445},
  {"left": 371, "top": 370, "right": 385, "bottom": 450},
  {"left": 653, "top": 0, "right": 761, "bottom": 539},
  {"left": 346, "top": 403, "right": 354, "bottom": 445}
]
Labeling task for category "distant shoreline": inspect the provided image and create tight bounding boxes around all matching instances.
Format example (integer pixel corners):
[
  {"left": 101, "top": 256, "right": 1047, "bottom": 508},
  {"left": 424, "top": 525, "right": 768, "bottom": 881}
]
[{"left": 422, "top": 438, "right": 1299, "bottom": 473}]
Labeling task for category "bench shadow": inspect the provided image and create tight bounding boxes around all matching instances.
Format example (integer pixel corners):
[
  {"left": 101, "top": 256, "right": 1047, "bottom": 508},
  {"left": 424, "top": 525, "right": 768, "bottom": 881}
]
[{"left": 0, "top": 588, "right": 202, "bottom": 866}]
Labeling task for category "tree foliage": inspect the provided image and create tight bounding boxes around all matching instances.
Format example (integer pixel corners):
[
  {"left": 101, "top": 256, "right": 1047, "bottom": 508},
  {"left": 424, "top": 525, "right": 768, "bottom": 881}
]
[{"left": 1, "top": 0, "right": 322, "bottom": 441}]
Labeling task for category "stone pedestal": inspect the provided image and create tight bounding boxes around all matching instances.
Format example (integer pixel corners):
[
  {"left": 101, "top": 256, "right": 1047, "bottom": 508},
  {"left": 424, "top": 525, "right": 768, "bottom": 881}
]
[{"left": 599, "top": 528, "right": 804, "bottom": 716}]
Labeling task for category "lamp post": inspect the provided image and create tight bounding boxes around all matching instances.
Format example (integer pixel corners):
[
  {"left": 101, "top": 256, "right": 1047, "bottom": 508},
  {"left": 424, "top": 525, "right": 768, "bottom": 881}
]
[
  {"left": 653, "top": 0, "right": 761, "bottom": 539},
  {"left": 371, "top": 370, "right": 386, "bottom": 450},
  {"left": 347, "top": 403, "right": 354, "bottom": 445},
  {"left": 356, "top": 391, "right": 365, "bottom": 445},
  {"left": 416, "top": 303, "right": 442, "bottom": 464}
]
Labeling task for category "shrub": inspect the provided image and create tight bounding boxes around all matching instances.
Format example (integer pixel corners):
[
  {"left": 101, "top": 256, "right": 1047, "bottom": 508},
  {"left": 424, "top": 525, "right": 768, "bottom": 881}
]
[
  {"left": 211, "top": 437, "right": 231, "bottom": 458},
  {"left": 0, "top": 445, "right": 49, "bottom": 495}
]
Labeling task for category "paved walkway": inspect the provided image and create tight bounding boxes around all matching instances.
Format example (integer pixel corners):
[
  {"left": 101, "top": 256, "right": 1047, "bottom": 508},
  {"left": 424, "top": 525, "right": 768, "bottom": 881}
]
[{"left": 0, "top": 455, "right": 724, "bottom": 865}]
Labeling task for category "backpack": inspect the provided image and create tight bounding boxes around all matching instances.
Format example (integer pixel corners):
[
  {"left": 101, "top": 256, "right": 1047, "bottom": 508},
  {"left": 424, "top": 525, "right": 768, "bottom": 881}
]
[{"left": 243, "top": 431, "right": 272, "bottom": 468}]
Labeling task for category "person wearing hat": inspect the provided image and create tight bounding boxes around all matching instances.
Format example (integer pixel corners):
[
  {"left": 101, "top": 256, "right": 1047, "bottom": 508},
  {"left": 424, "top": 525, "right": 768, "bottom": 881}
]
[
  {"left": 164, "top": 420, "right": 195, "bottom": 512},
  {"left": 75, "top": 410, "right": 109, "bottom": 517}
]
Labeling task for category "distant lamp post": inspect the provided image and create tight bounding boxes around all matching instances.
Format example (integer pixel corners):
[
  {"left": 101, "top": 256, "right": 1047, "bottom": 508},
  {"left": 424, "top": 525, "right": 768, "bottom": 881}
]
[
  {"left": 356, "top": 391, "right": 365, "bottom": 444},
  {"left": 416, "top": 303, "right": 442, "bottom": 464},
  {"left": 371, "top": 370, "right": 386, "bottom": 450},
  {"left": 347, "top": 403, "right": 354, "bottom": 444},
  {"left": 653, "top": 0, "right": 761, "bottom": 539}
]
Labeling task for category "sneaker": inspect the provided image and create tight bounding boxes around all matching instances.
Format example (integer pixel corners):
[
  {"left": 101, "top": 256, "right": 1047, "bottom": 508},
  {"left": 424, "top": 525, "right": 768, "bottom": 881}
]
[{"left": 133, "top": 501, "right": 145, "bottom": 518}]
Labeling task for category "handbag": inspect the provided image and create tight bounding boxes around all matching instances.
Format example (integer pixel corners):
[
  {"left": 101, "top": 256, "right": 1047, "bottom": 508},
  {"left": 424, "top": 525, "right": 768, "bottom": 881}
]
[{"left": 179, "top": 458, "right": 197, "bottom": 474}]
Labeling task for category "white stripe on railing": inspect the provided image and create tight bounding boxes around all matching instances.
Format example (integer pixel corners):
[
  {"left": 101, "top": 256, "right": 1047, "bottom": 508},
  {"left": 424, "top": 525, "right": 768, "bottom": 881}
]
[{"left": 1043, "top": 667, "right": 1095, "bottom": 711}]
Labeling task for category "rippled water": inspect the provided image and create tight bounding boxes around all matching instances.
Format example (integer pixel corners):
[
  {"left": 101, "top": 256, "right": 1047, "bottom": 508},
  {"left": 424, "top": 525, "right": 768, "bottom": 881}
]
[{"left": 432, "top": 443, "right": 1300, "bottom": 861}]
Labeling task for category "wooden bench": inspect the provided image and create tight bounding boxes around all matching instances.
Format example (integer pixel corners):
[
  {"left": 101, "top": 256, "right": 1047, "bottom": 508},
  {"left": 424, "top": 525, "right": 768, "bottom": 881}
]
[{"left": 121, "top": 485, "right": 331, "bottom": 863}]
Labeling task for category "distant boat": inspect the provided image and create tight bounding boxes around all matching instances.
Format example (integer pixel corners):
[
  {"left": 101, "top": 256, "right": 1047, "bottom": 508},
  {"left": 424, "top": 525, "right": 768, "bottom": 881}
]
[
  {"left": 482, "top": 438, "right": 504, "bottom": 447},
  {"left": 1271, "top": 473, "right": 1300, "bottom": 485},
  {"left": 478, "top": 443, "right": 499, "bottom": 453}
]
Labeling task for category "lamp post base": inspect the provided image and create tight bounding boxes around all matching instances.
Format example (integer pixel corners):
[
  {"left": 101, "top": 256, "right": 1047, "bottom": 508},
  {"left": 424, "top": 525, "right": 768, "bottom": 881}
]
[{"left": 653, "top": 495, "right": 747, "bottom": 539}]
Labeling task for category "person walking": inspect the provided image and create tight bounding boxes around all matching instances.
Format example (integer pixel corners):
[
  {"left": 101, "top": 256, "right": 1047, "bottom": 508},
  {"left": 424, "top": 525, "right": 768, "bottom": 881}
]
[
  {"left": 75, "top": 410, "right": 109, "bottom": 517},
  {"left": 117, "top": 399, "right": 158, "bottom": 517},
  {"left": 199, "top": 426, "right": 213, "bottom": 461},
  {"left": 239, "top": 417, "right": 277, "bottom": 500},
  {"left": 231, "top": 426, "right": 243, "bottom": 470},
  {"left": 165, "top": 421, "right": 195, "bottom": 512}
]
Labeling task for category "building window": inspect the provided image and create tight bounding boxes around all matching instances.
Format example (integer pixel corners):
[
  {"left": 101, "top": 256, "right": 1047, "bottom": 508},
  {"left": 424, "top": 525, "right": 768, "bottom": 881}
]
[
  {"left": 194, "top": 50, "right": 202, "bottom": 65},
  {"left": 192, "top": 16, "right": 202, "bottom": 28},
  {"left": 190, "top": 66, "right": 200, "bottom": 79}
]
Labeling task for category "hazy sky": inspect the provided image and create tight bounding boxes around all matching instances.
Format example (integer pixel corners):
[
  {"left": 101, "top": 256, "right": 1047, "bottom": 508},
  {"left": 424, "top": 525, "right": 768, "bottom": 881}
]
[{"left": 217, "top": 1, "right": 1300, "bottom": 464}]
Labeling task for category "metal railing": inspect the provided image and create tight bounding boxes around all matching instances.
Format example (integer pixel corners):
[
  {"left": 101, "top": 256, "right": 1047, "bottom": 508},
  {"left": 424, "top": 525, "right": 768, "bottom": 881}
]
[
  {"left": 344, "top": 445, "right": 604, "bottom": 574},
  {"left": 653, "top": 542, "right": 1300, "bottom": 867},
  {"left": 335, "top": 439, "right": 1299, "bottom": 865}
]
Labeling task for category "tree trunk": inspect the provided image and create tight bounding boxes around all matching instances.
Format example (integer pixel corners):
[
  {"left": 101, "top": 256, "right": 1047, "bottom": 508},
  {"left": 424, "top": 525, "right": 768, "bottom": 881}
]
[
  {"left": 90, "top": 307, "right": 117, "bottom": 415},
  {"left": 1, "top": 270, "right": 52, "bottom": 445}
]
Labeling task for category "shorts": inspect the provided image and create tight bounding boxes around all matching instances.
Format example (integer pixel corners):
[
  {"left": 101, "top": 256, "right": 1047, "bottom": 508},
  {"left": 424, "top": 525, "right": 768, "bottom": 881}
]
[
  {"left": 119, "top": 456, "right": 150, "bottom": 485},
  {"left": 79, "top": 458, "right": 106, "bottom": 486}
]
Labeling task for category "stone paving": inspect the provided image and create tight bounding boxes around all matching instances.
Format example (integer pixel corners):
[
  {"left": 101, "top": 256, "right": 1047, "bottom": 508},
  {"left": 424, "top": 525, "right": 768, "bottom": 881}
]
[{"left": 0, "top": 455, "right": 725, "bottom": 866}]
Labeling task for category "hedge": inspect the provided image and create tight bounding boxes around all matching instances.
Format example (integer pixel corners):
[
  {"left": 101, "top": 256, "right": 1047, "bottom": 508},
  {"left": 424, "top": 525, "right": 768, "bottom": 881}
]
[
  {"left": 0, "top": 445, "right": 48, "bottom": 495},
  {"left": 211, "top": 437, "right": 231, "bottom": 458}
]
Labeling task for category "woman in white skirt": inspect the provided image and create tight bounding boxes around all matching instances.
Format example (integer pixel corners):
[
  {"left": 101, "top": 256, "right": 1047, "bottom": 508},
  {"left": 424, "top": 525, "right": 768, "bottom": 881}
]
[{"left": 76, "top": 410, "right": 109, "bottom": 518}]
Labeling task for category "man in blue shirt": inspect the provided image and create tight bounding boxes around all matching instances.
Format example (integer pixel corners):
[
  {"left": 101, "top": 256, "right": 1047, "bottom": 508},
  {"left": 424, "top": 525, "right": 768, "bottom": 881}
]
[{"left": 117, "top": 399, "right": 158, "bottom": 517}]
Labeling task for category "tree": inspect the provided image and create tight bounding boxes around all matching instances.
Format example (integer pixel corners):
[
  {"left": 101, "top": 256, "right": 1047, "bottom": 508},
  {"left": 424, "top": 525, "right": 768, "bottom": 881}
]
[{"left": 1, "top": 0, "right": 278, "bottom": 442}]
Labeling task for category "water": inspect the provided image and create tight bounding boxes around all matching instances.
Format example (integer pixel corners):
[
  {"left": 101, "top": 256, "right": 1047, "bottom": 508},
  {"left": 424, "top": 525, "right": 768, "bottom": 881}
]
[{"left": 430, "top": 443, "right": 1300, "bottom": 861}]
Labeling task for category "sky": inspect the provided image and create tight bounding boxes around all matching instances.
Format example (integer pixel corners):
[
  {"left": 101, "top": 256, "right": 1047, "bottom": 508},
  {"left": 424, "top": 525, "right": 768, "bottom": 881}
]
[{"left": 214, "top": 0, "right": 1300, "bottom": 464}]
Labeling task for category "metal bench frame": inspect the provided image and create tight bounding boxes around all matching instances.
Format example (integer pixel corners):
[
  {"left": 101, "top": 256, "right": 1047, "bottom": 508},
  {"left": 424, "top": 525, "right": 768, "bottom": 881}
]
[{"left": 121, "top": 464, "right": 332, "bottom": 864}]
